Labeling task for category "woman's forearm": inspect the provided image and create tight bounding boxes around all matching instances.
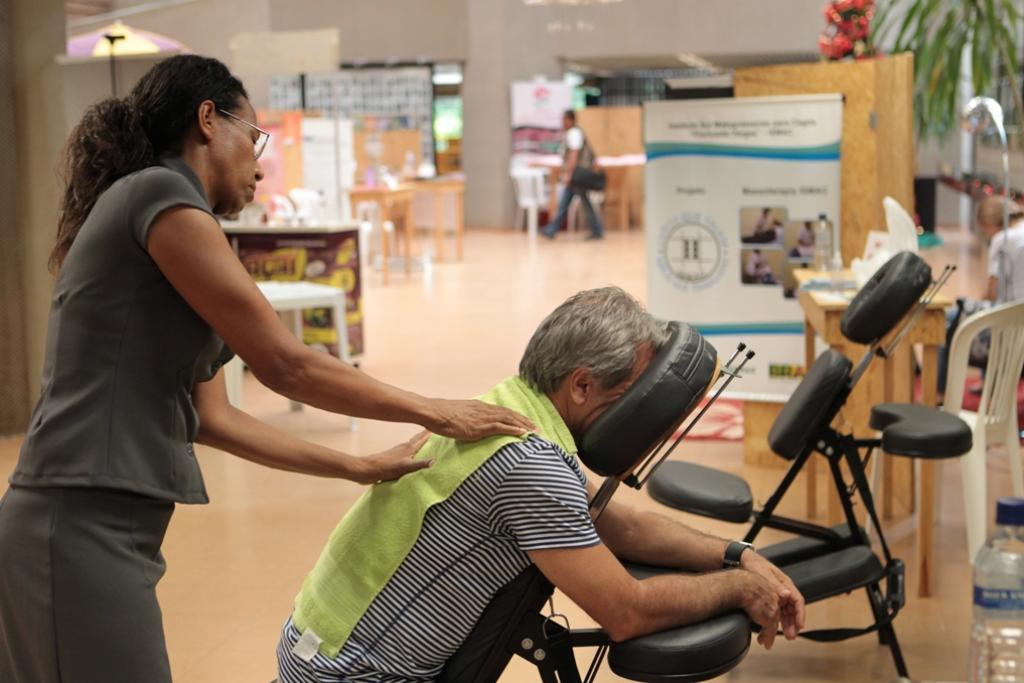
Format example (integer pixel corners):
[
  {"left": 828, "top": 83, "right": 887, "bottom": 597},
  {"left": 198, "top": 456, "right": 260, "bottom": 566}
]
[
  {"left": 196, "top": 402, "right": 364, "bottom": 479},
  {"left": 253, "top": 345, "right": 442, "bottom": 430}
]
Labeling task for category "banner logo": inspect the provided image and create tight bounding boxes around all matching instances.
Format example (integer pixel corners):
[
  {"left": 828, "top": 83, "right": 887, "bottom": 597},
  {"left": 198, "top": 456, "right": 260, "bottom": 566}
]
[{"left": 657, "top": 213, "right": 727, "bottom": 291}]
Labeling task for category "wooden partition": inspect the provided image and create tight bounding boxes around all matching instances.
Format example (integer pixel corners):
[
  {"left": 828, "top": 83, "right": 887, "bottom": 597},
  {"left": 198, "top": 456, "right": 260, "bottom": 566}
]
[
  {"left": 353, "top": 129, "right": 423, "bottom": 176},
  {"left": 576, "top": 106, "right": 645, "bottom": 229}
]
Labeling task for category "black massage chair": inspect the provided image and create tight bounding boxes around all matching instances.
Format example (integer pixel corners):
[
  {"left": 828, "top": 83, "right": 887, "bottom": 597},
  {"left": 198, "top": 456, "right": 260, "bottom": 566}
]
[{"left": 643, "top": 251, "right": 972, "bottom": 680}]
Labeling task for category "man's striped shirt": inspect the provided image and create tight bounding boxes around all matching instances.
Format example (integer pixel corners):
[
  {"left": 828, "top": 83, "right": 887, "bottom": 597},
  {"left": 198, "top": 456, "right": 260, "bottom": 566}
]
[{"left": 277, "top": 434, "right": 599, "bottom": 682}]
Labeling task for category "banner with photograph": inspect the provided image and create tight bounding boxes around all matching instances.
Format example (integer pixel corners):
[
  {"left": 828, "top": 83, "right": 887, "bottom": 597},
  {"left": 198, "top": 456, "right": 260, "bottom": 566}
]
[
  {"left": 644, "top": 95, "right": 843, "bottom": 401},
  {"left": 510, "top": 80, "right": 573, "bottom": 160}
]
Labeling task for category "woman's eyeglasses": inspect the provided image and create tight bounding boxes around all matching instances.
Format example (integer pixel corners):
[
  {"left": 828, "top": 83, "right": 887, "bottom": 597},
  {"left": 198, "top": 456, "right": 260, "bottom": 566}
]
[{"left": 217, "top": 109, "right": 270, "bottom": 160}]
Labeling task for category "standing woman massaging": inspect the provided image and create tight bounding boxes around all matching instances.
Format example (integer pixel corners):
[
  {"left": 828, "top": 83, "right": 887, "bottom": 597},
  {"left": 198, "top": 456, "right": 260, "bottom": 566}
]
[{"left": 0, "top": 55, "right": 532, "bottom": 682}]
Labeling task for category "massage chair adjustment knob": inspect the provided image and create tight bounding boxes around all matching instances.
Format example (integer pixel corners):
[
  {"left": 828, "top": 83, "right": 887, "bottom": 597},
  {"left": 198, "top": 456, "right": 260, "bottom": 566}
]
[
  {"left": 521, "top": 638, "right": 534, "bottom": 650},
  {"left": 534, "top": 649, "right": 547, "bottom": 661}
]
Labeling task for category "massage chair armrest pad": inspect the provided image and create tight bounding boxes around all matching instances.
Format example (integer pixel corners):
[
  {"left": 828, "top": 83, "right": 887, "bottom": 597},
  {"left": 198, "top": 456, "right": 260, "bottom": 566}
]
[
  {"left": 609, "top": 563, "right": 751, "bottom": 682},
  {"left": 647, "top": 461, "right": 753, "bottom": 523}
]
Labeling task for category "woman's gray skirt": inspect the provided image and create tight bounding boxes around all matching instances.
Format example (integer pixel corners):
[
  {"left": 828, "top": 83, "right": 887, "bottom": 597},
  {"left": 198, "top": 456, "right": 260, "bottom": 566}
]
[{"left": 0, "top": 485, "right": 175, "bottom": 682}]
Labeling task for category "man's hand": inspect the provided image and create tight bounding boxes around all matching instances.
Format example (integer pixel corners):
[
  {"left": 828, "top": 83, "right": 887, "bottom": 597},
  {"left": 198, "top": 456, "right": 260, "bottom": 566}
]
[
  {"left": 741, "top": 551, "right": 806, "bottom": 641},
  {"left": 735, "top": 570, "right": 783, "bottom": 650}
]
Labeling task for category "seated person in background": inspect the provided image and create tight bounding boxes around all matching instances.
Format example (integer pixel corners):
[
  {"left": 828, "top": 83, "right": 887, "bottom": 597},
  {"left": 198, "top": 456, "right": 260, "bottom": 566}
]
[
  {"left": 978, "top": 196, "right": 1024, "bottom": 303},
  {"left": 277, "top": 286, "right": 804, "bottom": 683},
  {"left": 938, "top": 196, "right": 1024, "bottom": 393}
]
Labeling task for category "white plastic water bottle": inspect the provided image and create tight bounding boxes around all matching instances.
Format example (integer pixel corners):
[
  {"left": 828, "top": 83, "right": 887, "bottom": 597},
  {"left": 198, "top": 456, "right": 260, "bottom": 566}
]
[
  {"left": 813, "top": 213, "right": 832, "bottom": 272},
  {"left": 969, "top": 497, "right": 1024, "bottom": 682}
]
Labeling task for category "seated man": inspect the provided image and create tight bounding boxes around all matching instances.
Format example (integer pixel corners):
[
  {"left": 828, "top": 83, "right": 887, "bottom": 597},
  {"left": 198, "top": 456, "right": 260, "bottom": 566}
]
[{"left": 277, "top": 287, "right": 805, "bottom": 683}]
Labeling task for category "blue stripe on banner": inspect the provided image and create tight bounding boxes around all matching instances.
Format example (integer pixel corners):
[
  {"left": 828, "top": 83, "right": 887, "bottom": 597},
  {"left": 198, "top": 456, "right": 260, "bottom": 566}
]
[
  {"left": 695, "top": 322, "right": 805, "bottom": 336},
  {"left": 645, "top": 141, "right": 840, "bottom": 162}
]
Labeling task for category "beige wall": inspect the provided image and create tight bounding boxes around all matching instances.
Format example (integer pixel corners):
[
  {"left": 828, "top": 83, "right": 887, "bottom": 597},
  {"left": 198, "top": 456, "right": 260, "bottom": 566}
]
[
  {"left": 10, "top": 0, "right": 66, "bottom": 417},
  {"left": 0, "top": 0, "right": 30, "bottom": 433},
  {"left": 71, "top": 0, "right": 273, "bottom": 101},
  {"left": 58, "top": 54, "right": 167, "bottom": 132},
  {"left": 267, "top": 0, "right": 467, "bottom": 63}
]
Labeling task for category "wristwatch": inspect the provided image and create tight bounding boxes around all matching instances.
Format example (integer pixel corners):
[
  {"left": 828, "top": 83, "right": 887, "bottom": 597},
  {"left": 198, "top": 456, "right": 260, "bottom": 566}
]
[{"left": 723, "top": 541, "right": 755, "bottom": 569}]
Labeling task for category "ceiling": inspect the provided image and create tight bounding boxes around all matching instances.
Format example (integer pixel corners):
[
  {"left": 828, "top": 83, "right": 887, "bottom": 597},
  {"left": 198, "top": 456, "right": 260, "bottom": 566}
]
[{"left": 65, "top": 0, "right": 115, "bottom": 23}]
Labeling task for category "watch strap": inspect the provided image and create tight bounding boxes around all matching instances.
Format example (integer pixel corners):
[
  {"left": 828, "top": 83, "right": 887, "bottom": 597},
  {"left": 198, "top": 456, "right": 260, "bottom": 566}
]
[{"left": 723, "top": 540, "right": 753, "bottom": 568}]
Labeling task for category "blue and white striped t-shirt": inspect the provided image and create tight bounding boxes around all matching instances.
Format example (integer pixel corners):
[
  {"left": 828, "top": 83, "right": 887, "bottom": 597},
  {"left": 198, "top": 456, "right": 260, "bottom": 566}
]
[{"left": 277, "top": 434, "right": 600, "bottom": 683}]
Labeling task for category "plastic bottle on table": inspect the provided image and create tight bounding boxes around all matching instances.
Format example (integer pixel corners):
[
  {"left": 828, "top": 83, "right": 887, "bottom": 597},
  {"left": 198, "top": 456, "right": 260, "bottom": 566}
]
[
  {"left": 829, "top": 253, "right": 845, "bottom": 294},
  {"left": 969, "top": 497, "right": 1024, "bottom": 682},
  {"left": 813, "top": 213, "right": 832, "bottom": 273}
]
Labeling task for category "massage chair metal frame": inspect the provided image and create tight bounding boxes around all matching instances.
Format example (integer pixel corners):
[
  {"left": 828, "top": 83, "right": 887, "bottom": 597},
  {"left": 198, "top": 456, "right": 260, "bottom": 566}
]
[
  {"left": 440, "top": 322, "right": 759, "bottom": 683},
  {"left": 645, "top": 252, "right": 972, "bottom": 680}
]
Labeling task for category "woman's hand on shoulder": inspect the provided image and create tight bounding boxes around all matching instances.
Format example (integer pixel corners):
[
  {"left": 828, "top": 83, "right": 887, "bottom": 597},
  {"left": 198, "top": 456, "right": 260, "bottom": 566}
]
[
  {"left": 426, "top": 399, "right": 535, "bottom": 442},
  {"left": 351, "top": 431, "right": 432, "bottom": 484}
]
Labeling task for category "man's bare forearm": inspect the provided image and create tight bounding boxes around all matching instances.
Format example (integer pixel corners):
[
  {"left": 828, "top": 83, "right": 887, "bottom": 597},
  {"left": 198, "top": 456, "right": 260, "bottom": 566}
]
[
  {"left": 613, "top": 570, "right": 753, "bottom": 642},
  {"left": 596, "top": 502, "right": 729, "bottom": 571}
]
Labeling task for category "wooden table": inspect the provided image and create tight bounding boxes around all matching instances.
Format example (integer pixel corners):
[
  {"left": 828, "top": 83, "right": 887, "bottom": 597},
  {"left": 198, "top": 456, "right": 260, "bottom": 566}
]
[
  {"left": 348, "top": 185, "right": 415, "bottom": 284},
  {"left": 404, "top": 177, "right": 465, "bottom": 262},
  {"left": 794, "top": 268, "right": 950, "bottom": 597}
]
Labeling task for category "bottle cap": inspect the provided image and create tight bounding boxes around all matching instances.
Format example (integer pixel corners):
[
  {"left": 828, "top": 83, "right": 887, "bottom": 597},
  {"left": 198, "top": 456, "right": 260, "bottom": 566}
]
[
  {"left": 996, "top": 497, "right": 1024, "bottom": 525},
  {"left": 818, "top": 213, "right": 827, "bottom": 220}
]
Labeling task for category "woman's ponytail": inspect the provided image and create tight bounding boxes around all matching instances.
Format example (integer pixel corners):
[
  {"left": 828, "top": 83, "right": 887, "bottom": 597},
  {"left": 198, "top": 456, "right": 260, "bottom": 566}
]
[{"left": 50, "top": 98, "right": 156, "bottom": 271}]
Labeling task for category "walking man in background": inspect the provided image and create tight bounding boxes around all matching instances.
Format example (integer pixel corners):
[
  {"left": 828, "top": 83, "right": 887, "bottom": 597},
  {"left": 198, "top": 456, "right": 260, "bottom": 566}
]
[{"left": 541, "top": 110, "right": 605, "bottom": 241}]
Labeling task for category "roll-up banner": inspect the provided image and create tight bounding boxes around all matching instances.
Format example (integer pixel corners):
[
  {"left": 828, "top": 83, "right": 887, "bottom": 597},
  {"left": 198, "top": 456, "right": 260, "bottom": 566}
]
[{"left": 645, "top": 95, "right": 843, "bottom": 401}]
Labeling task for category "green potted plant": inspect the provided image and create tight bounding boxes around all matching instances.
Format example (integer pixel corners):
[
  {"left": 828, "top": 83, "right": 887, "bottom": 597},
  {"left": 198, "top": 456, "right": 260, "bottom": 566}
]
[{"left": 873, "top": 0, "right": 1022, "bottom": 143}]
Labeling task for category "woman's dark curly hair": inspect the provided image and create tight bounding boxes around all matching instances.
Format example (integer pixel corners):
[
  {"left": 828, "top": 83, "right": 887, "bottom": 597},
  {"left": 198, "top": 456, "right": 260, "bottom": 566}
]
[{"left": 50, "top": 54, "right": 248, "bottom": 271}]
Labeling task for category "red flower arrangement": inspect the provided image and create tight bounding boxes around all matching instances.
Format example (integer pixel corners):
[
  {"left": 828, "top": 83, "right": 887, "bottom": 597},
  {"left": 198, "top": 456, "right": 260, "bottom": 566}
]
[{"left": 818, "top": 0, "right": 876, "bottom": 61}]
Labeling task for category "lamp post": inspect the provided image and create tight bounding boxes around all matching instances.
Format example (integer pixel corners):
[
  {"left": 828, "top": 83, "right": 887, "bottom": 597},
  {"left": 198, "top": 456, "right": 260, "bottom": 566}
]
[
  {"left": 961, "top": 95, "right": 1012, "bottom": 302},
  {"left": 103, "top": 32, "right": 125, "bottom": 96}
]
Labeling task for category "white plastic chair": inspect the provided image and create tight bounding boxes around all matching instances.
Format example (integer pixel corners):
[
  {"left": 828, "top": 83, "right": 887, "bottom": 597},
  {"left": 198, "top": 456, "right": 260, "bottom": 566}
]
[
  {"left": 288, "top": 188, "right": 322, "bottom": 224},
  {"left": 945, "top": 299, "right": 1024, "bottom": 561},
  {"left": 354, "top": 200, "right": 395, "bottom": 284},
  {"left": 510, "top": 168, "right": 547, "bottom": 238},
  {"left": 223, "top": 281, "right": 356, "bottom": 431}
]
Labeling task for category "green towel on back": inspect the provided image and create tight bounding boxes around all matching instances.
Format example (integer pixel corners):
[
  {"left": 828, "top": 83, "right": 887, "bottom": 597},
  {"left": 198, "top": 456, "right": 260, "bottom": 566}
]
[{"left": 292, "top": 376, "right": 576, "bottom": 657}]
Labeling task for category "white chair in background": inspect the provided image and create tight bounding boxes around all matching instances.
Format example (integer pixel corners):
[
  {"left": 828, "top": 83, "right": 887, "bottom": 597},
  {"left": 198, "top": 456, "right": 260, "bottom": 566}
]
[
  {"left": 354, "top": 199, "right": 395, "bottom": 284},
  {"left": 269, "top": 194, "right": 296, "bottom": 225},
  {"left": 510, "top": 167, "right": 547, "bottom": 239},
  {"left": 288, "top": 188, "right": 322, "bottom": 224},
  {"left": 222, "top": 280, "right": 356, "bottom": 431},
  {"left": 944, "top": 299, "right": 1024, "bottom": 561}
]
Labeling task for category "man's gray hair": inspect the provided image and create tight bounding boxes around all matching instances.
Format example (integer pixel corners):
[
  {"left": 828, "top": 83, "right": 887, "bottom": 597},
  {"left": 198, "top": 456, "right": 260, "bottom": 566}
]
[{"left": 519, "top": 287, "right": 670, "bottom": 395}]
